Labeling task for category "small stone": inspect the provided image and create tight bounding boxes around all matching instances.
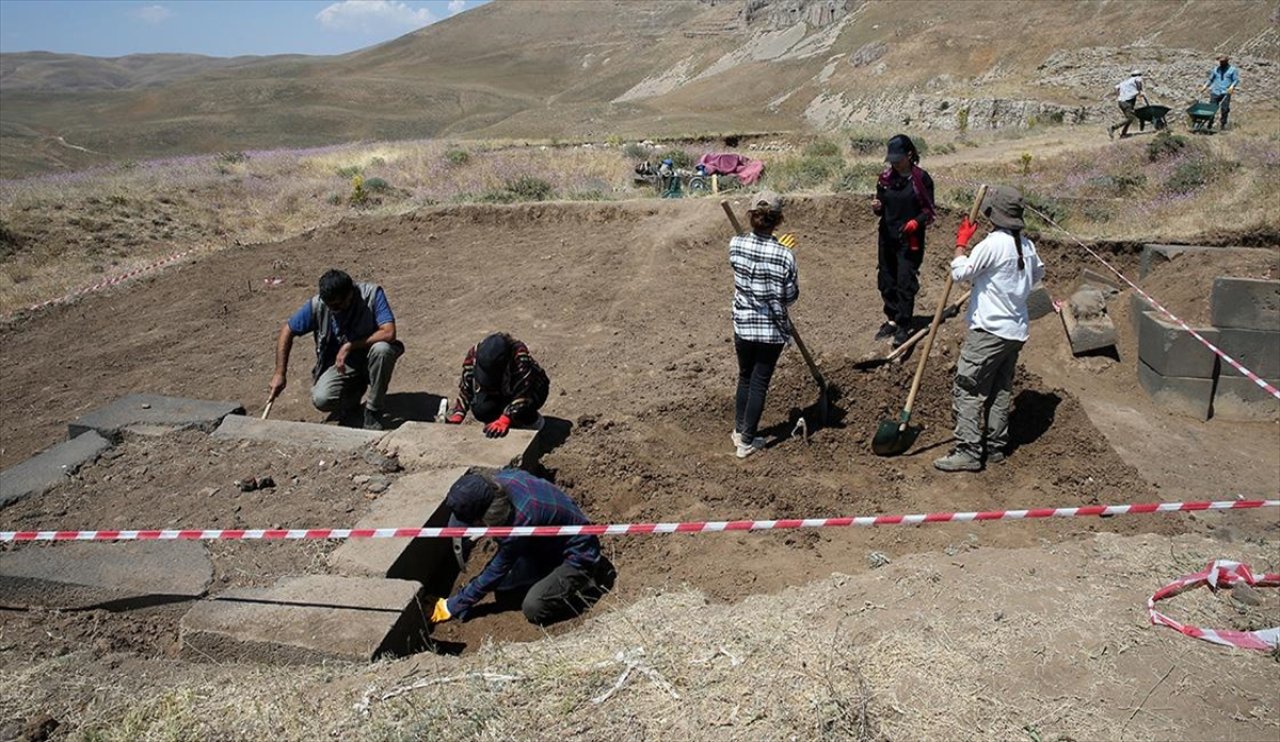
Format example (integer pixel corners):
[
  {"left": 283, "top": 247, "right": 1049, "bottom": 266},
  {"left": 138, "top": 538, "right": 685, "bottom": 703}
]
[
  {"left": 1232, "top": 583, "right": 1262, "bottom": 607},
  {"left": 994, "top": 611, "right": 1004, "bottom": 622},
  {"left": 140, "top": 403, "right": 152, "bottom": 409},
  {"left": 352, "top": 475, "right": 371, "bottom": 485},
  {"left": 867, "top": 551, "right": 891, "bottom": 569}
]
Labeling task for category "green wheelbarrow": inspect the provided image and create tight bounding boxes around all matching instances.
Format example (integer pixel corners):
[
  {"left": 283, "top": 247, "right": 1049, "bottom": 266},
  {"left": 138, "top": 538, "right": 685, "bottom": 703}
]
[{"left": 1186, "top": 100, "right": 1220, "bottom": 133}]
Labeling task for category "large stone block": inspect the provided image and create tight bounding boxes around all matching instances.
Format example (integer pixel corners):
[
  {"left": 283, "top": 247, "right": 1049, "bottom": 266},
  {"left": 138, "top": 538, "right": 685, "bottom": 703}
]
[
  {"left": 69, "top": 394, "right": 244, "bottom": 441},
  {"left": 1027, "top": 282, "right": 1055, "bottom": 321},
  {"left": 1213, "top": 376, "right": 1280, "bottom": 422},
  {"left": 379, "top": 421, "right": 542, "bottom": 471},
  {"left": 1139, "top": 244, "right": 1271, "bottom": 279},
  {"left": 212, "top": 414, "right": 383, "bottom": 451},
  {"left": 0, "top": 541, "right": 212, "bottom": 610},
  {"left": 1081, "top": 268, "right": 1123, "bottom": 294},
  {"left": 329, "top": 467, "right": 468, "bottom": 584},
  {"left": 1137, "top": 360, "right": 1213, "bottom": 420},
  {"left": 1061, "top": 310, "right": 1117, "bottom": 355},
  {"left": 179, "top": 575, "right": 428, "bottom": 664},
  {"left": 1137, "top": 311, "right": 1219, "bottom": 379},
  {"left": 1129, "top": 292, "right": 1153, "bottom": 336},
  {"left": 1211, "top": 277, "right": 1280, "bottom": 331},
  {"left": 1215, "top": 327, "right": 1280, "bottom": 379},
  {"left": 1, "top": 431, "right": 112, "bottom": 507}
]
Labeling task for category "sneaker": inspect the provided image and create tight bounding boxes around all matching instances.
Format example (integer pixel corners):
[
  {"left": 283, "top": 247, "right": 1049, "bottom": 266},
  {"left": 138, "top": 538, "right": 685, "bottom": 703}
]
[
  {"left": 731, "top": 431, "right": 767, "bottom": 448},
  {"left": 933, "top": 449, "right": 982, "bottom": 472},
  {"left": 736, "top": 439, "right": 766, "bottom": 459},
  {"left": 363, "top": 407, "right": 387, "bottom": 431},
  {"left": 891, "top": 327, "right": 911, "bottom": 349},
  {"left": 874, "top": 321, "right": 897, "bottom": 340},
  {"left": 987, "top": 449, "right": 1007, "bottom": 465}
]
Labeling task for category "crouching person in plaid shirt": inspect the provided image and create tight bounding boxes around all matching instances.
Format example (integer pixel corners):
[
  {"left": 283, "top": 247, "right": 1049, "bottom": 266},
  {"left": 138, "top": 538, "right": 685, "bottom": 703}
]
[
  {"left": 729, "top": 190, "right": 799, "bottom": 459},
  {"left": 428, "top": 469, "right": 616, "bottom": 626}
]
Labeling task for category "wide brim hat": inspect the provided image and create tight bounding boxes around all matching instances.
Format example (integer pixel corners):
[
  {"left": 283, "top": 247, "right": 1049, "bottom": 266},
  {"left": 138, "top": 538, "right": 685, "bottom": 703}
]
[{"left": 981, "top": 185, "right": 1026, "bottom": 230}]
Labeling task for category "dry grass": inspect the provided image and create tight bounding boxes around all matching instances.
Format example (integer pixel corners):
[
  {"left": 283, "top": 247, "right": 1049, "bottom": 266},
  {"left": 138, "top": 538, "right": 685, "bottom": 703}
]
[{"left": 2, "top": 532, "right": 1275, "bottom": 741}]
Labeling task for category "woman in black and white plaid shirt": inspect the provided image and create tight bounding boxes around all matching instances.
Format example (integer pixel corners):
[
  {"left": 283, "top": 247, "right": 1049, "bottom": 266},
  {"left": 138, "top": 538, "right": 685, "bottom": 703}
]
[{"left": 728, "top": 190, "right": 799, "bottom": 459}]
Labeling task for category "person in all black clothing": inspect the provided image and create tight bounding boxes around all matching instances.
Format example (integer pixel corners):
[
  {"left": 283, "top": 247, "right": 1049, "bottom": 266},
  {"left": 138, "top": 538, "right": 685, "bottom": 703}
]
[
  {"left": 871, "top": 134, "right": 935, "bottom": 348},
  {"left": 445, "top": 333, "right": 549, "bottom": 438}
]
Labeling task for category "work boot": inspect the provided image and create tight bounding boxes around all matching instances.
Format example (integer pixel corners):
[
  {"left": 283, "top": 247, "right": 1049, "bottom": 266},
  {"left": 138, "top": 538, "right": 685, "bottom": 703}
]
[
  {"left": 933, "top": 449, "right": 982, "bottom": 472},
  {"left": 363, "top": 407, "right": 388, "bottom": 431},
  {"left": 875, "top": 321, "right": 897, "bottom": 340},
  {"left": 731, "top": 431, "right": 766, "bottom": 449}
]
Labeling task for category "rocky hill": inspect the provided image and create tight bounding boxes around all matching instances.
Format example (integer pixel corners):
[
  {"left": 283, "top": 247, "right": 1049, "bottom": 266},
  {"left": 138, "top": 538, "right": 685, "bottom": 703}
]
[{"left": 2, "top": 0, "right": 1277, "bottom": 177}]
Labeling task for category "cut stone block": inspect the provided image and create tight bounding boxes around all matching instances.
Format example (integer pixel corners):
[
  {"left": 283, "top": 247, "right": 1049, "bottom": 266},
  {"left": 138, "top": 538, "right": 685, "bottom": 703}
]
[
  {"left": 179, "top": 575, "right": 427, "bottom": 664},
  {"left": 1137, "top": 360, "right": 1213, "bottom": 420},
  {"left": 0, "top": 541, "right": 212, "bottom": 610},
  {"left": 1061, "top": 310, "right": 1117, "bottom": 355},
  {"left": 330, "top": 467, "right": 468, "bottom": 582},
  {"left": 1211, "top": 277, "right": 1280, "bottom": 331},
  {"left": 379, "top": 421, "right": 541, "bottom": 471},
  {"left": 1069, "top": 285, "right": 1108, "bottom": 320},
  {"left": 1139, "top": 244, "right": 1271, "bottom": 279},
  {"left": 68, "top": 394, "right": 244, "bottom": 441},
  {"left": 1137, "top": 311, "right": 1219, "bottom": 379},
  {"left": 1214, "top": 376, "right": 1280, "bottom": 422},
  {"left": 1081, "top": 268, "right": 1123, "bottom": 294},
  {"left": 212, "top": 414, "right": 383, "bottom": 451},
  {"left": 1215, "top": 327, "right": 1280, "bottom": 379},
  {"left": 1027, "top": 282, "right": 1055, "bottom": 321},
  {"left": 1, "top": 431, "right": 112, "bottom": 507},
  {"left": 1129, "top": 292, "right": 1153, "bottom": 336}
]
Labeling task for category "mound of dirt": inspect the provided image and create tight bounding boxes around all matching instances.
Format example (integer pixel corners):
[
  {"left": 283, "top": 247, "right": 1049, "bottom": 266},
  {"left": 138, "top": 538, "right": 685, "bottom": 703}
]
[{"left": 1140, "top": 249, "right": 1279, "bottom": 327}]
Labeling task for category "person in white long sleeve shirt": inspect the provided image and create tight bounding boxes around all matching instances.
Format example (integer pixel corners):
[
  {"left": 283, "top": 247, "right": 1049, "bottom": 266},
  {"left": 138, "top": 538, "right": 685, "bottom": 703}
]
[{"left": 934, "top": 186, "right": 1046, "bottom": 472}]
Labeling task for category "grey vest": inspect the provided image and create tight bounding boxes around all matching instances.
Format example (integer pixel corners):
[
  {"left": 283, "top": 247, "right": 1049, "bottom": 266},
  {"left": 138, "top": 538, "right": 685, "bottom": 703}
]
[{"left": 309, "top": 282, "right": 383, "bottom": 381}]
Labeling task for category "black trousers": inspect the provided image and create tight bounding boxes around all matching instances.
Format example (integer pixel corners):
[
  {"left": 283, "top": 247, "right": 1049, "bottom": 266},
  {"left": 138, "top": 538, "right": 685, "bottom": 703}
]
[
  {"left": 470, "top": 383, "right": 548, "bottom": 424},
  {"left": 734, "top": 335, "right": 784, "bottom": 440},
  {"left": 877, "top": 230, "right": 924, "bottom": 328},
  {"left": 495, "top": 555, "right": 617, "bottom": 626}
]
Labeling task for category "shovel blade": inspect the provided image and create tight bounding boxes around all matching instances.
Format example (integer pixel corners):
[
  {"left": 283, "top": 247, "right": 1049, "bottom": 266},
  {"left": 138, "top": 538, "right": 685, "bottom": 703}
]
[{"left": 871, "top": 419, "right": 921, "bottom": 456}]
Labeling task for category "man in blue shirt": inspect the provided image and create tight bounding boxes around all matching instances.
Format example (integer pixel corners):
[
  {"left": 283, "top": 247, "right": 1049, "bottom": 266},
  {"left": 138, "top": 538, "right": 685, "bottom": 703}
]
[
  {"left": 428, "top": 469, "right": 616, "bottom": 626},
  {"left": 1200, "top": 55, "right": 1240, "bottom": 130},
  {"left": 268, "top": 269, "right": 402, "bottom": 430}
]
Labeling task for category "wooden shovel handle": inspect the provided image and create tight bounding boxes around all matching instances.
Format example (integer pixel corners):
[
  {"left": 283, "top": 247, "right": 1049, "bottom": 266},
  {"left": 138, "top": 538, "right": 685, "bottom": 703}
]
[
  {"left": 900, "top": 184, "right": 987, "bottom": 421},
  {"left": 721, "top": 200, "right": 745, "bottom": 236}
]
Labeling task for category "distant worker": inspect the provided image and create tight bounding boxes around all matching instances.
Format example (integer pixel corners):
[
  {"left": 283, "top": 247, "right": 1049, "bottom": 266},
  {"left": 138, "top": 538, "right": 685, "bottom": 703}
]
[
  {"left": 268, "top": 269, "right": 402, "bottom": 431},
  {"left": 1107, "top": 70, "right": 1144, "bottom": 140},
  {"left": 729, "top": 190, "right": 798, "bottom": 459},
  {"left": 445, "top": 333, "right": 549, "bottom": 437},
  {"left": 934, "top": 186, "right": 1045, "bottom": 473},
  {"left": 1200, "top": 54, "right": 1239, "bottom": 130},
  {"left": 429, "top": 469, "right": 616, "bottom": 626},
  {"left": 871, "top": 134, "right": 935, "bottom": 348}
]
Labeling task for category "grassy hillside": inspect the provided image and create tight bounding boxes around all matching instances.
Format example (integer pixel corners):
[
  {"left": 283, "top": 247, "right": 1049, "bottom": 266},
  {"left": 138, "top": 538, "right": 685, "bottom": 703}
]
[{"left": 2, "top": 0, "right": 1277, "bottom": 177}]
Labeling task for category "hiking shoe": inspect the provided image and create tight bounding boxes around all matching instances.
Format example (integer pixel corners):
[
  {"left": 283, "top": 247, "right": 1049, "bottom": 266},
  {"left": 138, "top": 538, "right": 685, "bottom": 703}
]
[
  {"left": 875, "top": 321, "right": 898, "bottom": 340},
  {"left": 891, "top": 327, "right": 911, "bottom": 349},
  {"left": 933, "top": 450, "right": 982, "bottom": 472},
  {"left": 731, "top": 431, "right": 767, "bottom": 448},
  {"left": 363, "top": 407, "right": 388, "bottom": 431},
  {"left": 736, "top": 439, "right": 766, "bottom": 459},
  {"left": 987, "top": 450, "right": 1007, "bottom": 465}
]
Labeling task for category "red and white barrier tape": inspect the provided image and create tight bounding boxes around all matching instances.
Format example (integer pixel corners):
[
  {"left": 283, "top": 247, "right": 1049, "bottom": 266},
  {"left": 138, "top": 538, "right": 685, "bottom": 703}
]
[
  {"left": 1149, "top": 559, "right": 1280, "bottom": 651},
  {"left": 3, "top": 498, "right": 1275, "bottom": 542},
  {"left": 938, "top": 174, "right": 1279, "bottom": 400},
  {"left": 13, "top": 248, "right": 195, "bottom": 319}
]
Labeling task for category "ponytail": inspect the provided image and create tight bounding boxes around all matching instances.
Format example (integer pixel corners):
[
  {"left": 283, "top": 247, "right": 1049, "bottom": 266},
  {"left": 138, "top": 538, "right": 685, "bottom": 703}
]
[{"left": 1011, "top": 229, "right": 1026, "bottom": 271}]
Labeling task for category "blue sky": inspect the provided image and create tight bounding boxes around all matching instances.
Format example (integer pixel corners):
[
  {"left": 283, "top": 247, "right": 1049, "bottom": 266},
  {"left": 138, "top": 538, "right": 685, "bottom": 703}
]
[{"left": 0, "top": 0, "right": 488, "bottom": 57}]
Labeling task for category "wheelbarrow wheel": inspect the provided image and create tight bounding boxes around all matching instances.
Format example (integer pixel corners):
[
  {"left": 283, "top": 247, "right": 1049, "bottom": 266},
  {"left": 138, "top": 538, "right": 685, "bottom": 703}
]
[
  {"left": 1154, "top": 116, "right": 1167, "bottom": 130},
  {"left": 687, "top": 176, "right": 709, "bottom": 194}
]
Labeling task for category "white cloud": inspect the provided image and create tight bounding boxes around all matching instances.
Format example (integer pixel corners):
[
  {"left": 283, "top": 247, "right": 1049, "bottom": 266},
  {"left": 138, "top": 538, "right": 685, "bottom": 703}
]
[
  {"left": 448, "top": 0, "right": 467, "bottom": 14},
  {"left": 133, "top": 4, "right": 173, "bottom": 24},
  {"left": 316, "top": 0, "right": 436, "bottom": 33}
]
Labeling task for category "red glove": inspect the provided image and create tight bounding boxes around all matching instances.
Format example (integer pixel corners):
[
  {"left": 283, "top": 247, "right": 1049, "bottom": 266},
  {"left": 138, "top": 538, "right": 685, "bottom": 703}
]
[
  {"left": 907, "top": 232, "right": 921, "bottom": 252},
  {"left": 484, "top": 415, "right": 512, "bottom": 438},
  {"left": 902, "top": 219, "right": 919, "bottom": 234},
  {"left": 446, "top": 411, "right": 465, "bottom": 425},
  {"left": 955, "top": 217, "right": 979, "bottom": 248}
]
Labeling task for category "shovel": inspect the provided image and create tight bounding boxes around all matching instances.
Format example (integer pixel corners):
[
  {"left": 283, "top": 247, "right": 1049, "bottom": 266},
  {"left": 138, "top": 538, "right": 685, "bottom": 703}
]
[
  {"left": 872, "top": 184, "right": 987, "bottom": 456},
  {"left": 721, "top": 200, "right": 830, "bottom": 426}
]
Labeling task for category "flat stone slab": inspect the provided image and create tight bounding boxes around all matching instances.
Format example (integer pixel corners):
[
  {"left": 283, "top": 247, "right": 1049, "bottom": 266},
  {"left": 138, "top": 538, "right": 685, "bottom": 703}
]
[
  {"left": 1137, "top": 311, "right": 1219, "bottom": 379},
  {"left": 69, "top": 394, "right": 244, "bottom": 441},
  {"left": 179, "top": 575, "right": 427, "bottom": 664},
  {"left": 1027, "top": 282, "right": 1055, "bottom": 321},
  {"left": 1061, "top": 310, "right": 1116, "bottom": 355},
  {"left": 330, "top": 467, "right": 468, "bottom": 581},
  {"left": 1211, "top": 277, "right": 1280, "bottom": 331},
  {"left": 0, "top": 541, "right": 212, "bottom": 610},
  {"left": 212, "top": 414, "right": 383, "bottom": 451},
  {"left": 379, "top": 421, "right": 540, "bottom": 471},
  {"left": 1, "top": 431, "right": 112, "bottom": 507}
]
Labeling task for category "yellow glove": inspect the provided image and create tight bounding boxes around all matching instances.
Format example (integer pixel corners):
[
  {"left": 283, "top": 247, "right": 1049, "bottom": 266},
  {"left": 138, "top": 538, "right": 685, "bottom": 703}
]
[
  {"left": 777, "top": 233, "right": 797, "bottom": 250},
  {"left": 430, "top": 597, "right": 453, "bottom": 624}
]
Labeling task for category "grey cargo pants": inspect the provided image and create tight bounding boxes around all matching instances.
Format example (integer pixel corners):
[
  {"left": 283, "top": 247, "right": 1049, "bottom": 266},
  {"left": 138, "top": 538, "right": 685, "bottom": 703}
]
[
  {"left": 311, "top": 341, "right": 401, "bottom": 414},
  {"left": 952, "top": 329, "right": 1024, "bottom": 458}
]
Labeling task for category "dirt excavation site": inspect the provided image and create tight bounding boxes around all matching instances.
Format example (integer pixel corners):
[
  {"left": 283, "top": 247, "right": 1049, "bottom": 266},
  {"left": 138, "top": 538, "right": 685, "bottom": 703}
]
[{"left": 1, "top": 197, "right": 1277, "bottom": 739}]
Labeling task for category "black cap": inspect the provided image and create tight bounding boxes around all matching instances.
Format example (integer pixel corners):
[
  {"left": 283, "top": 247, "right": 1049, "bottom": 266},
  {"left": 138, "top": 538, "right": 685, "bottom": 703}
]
[
  {"left": 472, "top": 333, "right": 510, "bottom": 390},
  {"left": 444, "top": 474, "right": 496, "bottom": 525},
  {"left": 885, "top": 136, "right": 909, "bottom": 164}
]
